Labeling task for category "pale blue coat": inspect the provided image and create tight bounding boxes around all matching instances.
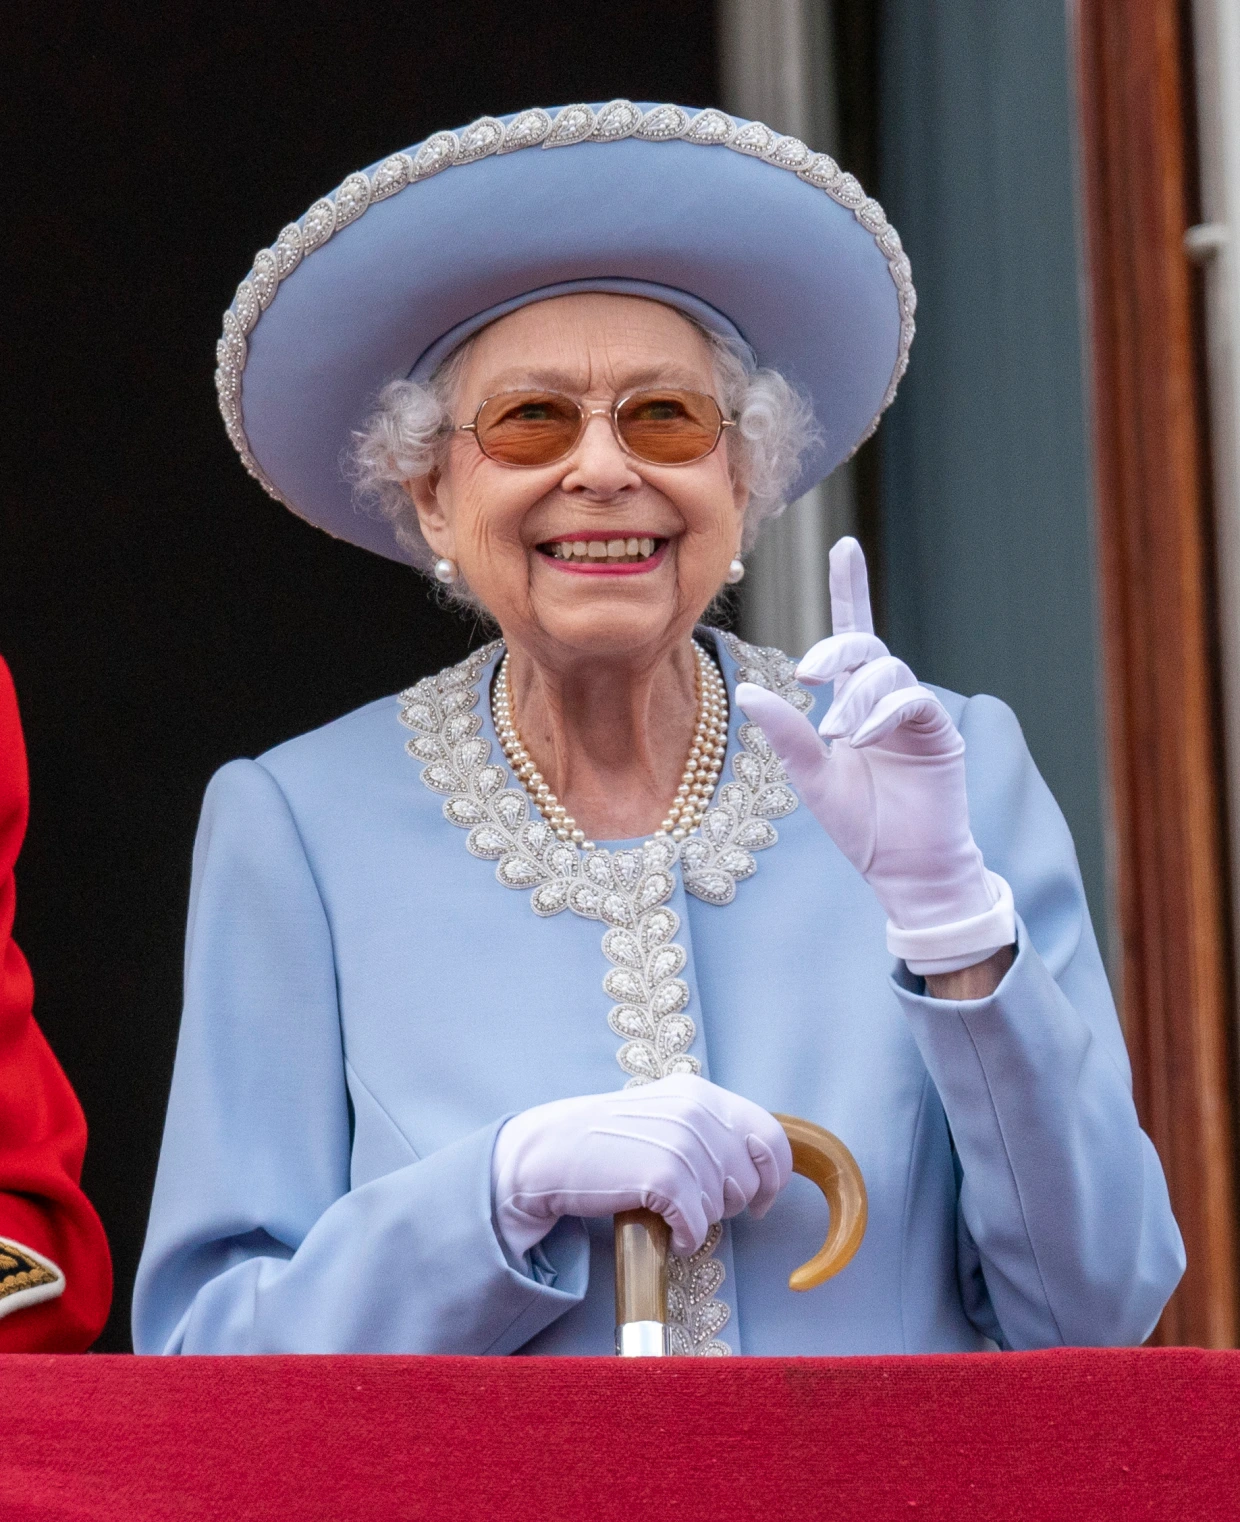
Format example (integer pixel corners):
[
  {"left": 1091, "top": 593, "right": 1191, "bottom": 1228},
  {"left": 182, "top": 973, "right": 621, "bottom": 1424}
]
[{"left": 132, "top": 631, "right": 1183, "bottom": 1356}]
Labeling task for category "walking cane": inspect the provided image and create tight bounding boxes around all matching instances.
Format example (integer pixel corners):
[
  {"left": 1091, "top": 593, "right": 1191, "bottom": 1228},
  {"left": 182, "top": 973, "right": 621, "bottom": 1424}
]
[{"left": 614, "top": 1114, "right": 868, "bottom": 1356}]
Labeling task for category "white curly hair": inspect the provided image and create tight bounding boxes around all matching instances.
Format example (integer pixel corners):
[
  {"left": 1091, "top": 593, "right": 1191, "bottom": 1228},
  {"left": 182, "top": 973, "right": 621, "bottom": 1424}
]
[{"left": 351, "top": 311, "right": 819, "bottom": 586}]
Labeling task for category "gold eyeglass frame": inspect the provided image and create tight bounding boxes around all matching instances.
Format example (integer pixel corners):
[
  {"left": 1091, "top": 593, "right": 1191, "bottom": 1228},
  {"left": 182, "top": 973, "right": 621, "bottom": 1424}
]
[{"left": 455, "top": 388, "right": 736, "bottom": 468}]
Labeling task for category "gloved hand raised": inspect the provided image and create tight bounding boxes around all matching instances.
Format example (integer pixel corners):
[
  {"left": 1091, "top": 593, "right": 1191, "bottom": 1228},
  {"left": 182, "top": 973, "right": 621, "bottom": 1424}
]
[
  {"left": 735, "top": 537, "right": 1015, "bottom": 977},
  {"left": 491, "top": 1073, "right": 792, "bottom": 1259}
]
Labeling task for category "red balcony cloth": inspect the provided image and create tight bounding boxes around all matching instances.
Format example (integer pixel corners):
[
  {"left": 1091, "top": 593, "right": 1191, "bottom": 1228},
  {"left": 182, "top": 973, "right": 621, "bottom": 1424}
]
[
  {"left": 0, "top": 657, "right": 111, "bottom": 1350},
  {"left": 1, "top": 1349, "right": 1236, "bottom": 1519}
]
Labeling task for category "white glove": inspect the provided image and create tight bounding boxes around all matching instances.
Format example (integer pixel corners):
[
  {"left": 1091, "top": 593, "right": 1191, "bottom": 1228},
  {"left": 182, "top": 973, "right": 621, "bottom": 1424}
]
[
  {"left": 491, "top": 1073, "right": 792, "bottom": 1259},
  {"left": 736, "top": 537, "right": 1015, "bottom": 976}
]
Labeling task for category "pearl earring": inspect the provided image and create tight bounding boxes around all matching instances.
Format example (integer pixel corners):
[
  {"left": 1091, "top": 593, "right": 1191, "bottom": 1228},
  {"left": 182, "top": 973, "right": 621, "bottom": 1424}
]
[
  {"left": 433, "top": 557, "right": 459, "bottom": 585},
  {"left": 725, "top": 558, "right": 745, "bottom": 584}
]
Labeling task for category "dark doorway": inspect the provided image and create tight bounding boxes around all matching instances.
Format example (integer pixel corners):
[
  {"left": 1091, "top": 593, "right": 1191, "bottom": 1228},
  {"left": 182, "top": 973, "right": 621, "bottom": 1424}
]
[{"left": 6, "top": 2, "right": 717, "bottom": 1350}]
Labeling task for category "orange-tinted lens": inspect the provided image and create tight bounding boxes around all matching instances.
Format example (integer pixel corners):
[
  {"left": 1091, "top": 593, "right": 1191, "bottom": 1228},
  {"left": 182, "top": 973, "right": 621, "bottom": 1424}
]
[
  {"left": 616, "top": 390, "right": 723, "bottom": 464},
  {"left": 473, "top": 392, "right": 582, "bottom": 465}
]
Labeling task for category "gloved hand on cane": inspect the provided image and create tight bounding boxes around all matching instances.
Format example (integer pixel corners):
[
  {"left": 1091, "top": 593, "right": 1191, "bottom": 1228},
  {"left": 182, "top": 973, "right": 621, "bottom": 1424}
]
[
  {"left": 736, "top": 537, "right": 1015, "bottom": 978},
  {"left": 492, "top": 1074, "right": 792, "bottom": 1260}
]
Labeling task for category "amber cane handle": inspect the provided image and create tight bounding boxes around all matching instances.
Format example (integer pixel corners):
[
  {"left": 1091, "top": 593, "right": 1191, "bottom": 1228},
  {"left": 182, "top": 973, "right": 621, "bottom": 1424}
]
[
  {"left": 614, "top": 1114, "right": 868, "bottom": 1354},
  {"left": 771, "top": 1114, "right": 868, "bottom": 1291}
]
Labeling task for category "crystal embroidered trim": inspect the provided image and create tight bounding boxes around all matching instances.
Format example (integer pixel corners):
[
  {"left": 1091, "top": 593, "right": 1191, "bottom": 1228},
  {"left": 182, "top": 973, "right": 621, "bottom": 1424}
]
[
  {"left": 397, "top": 630, "right": 811, "bottom": 1356},
  {"left": 216, "top": 101, "right": 915, "bottom": 499},
  {"left": 668, "top": 1224, "right": 730, "bottom": 1355}
]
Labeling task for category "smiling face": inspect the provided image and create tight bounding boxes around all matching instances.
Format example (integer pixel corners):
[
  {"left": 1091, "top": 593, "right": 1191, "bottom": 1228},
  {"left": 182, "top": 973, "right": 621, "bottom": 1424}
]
[{"left": 408, "top": 294, "right": 748, "bottom": 669}]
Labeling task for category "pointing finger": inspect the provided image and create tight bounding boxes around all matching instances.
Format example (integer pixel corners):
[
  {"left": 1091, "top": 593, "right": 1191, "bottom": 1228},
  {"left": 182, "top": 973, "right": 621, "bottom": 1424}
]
[{"left": 829, "top": 537, "right": 875, "bottom": 637}]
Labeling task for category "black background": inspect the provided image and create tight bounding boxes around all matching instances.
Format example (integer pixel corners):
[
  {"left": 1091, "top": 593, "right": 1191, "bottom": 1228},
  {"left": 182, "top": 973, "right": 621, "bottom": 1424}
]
[{"left": 7, "top": 2, "right": 719, "bottom": 1351}]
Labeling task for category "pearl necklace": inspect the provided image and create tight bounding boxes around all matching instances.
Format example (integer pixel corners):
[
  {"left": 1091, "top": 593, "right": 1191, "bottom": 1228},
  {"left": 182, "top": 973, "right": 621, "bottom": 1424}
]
[{"left": 491, "top": 641, "right": 729, "bottom": 851}]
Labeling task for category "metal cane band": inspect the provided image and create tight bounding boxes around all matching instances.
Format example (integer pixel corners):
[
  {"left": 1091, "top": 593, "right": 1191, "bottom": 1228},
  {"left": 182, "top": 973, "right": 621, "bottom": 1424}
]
[{"left": 616, "top": 1321, "right": 671, "bottom": 1357}]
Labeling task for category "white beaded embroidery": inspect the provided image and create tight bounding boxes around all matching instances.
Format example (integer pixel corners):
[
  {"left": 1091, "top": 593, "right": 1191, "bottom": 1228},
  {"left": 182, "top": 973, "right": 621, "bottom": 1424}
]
[
  {"left": 668, "top": 1225, "right": 730, "bottom": 1355},
  {"left": 216, "top": 100, "right": 916, "bottom": 499},
  {"left": 398, "top": 630, "right": 810, "bottom": 1356}
]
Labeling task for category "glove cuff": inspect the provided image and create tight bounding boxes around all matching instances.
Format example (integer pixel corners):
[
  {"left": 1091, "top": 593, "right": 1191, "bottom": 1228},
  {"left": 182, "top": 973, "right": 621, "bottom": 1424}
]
[{"left": 887, "top": 872, "right": 1016, "bottom": 976}]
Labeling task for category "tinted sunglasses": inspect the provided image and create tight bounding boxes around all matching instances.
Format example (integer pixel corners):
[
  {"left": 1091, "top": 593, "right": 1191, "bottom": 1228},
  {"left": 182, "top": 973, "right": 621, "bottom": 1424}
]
[{"left": 455, "top": 388, "right": 736, "bottom": 468}]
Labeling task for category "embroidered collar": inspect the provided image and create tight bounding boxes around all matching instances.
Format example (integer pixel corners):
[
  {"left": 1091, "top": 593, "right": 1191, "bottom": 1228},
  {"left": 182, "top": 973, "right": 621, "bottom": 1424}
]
[
  {"left": 398, "top": 628, "right": 812, "bottom": 1355},
  {"left": 399, "top": 629, "right": 811, "bottom": 912}
]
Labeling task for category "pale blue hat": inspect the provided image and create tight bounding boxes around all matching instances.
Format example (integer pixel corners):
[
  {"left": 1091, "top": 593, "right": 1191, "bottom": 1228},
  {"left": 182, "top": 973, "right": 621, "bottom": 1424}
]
[{"left": 215, "top": 101, "right": 915, "bottom": 563}]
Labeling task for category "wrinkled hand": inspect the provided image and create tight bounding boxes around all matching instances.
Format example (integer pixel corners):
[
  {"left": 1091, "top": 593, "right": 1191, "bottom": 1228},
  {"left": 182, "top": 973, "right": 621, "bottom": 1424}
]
[
  {"left": 491, "top": 1073, "right": 792, "bottom": 1259},
  {"left": 735, "top": 537, "right": 1014, "bottom": 975}
]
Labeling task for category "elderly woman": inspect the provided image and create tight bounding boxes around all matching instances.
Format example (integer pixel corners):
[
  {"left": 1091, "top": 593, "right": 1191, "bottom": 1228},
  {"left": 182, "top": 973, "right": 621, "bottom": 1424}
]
[{"left": 134, "top": 101, "right": 1182, "bottom": 1357}]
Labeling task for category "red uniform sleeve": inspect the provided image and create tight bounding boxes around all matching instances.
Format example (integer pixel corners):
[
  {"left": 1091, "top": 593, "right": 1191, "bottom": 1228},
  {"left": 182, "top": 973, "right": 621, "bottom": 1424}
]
[{"left": 0, "top": 657, "right": 112, "bottom": 1349}]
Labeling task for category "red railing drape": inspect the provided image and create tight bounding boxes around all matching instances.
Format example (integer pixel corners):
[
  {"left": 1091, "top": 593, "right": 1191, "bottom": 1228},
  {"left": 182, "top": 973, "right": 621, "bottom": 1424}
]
[{"left": 2, "top": 1349, "right": 1236, "bottom": 1519}]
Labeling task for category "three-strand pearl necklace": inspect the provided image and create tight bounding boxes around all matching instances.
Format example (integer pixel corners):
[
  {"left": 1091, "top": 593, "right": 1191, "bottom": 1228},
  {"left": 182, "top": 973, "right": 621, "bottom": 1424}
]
[{"left": 492, "top": 641, "right": 729, "bottom": 851}]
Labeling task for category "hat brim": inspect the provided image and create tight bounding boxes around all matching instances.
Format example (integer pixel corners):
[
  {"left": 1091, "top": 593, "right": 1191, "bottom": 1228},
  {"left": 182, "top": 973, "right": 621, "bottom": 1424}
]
[{"left": 216, "top": 102, "right": 914, "bottom": 564}]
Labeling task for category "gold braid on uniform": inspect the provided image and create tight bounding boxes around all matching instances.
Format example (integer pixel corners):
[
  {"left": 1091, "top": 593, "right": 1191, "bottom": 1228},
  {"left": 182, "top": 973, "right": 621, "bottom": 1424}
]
[{"left": 0, "top": 1239, "right": 61, "bottom": 1302}]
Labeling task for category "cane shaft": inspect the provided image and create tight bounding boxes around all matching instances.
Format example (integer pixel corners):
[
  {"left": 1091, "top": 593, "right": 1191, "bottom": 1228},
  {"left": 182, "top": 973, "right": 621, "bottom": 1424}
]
[
  {"left": 615, "top": 1208, "right": 669, "bottom": 1323},
  {"left": 614, "top": 1208, "right": 670, "bottom": 1355}
]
